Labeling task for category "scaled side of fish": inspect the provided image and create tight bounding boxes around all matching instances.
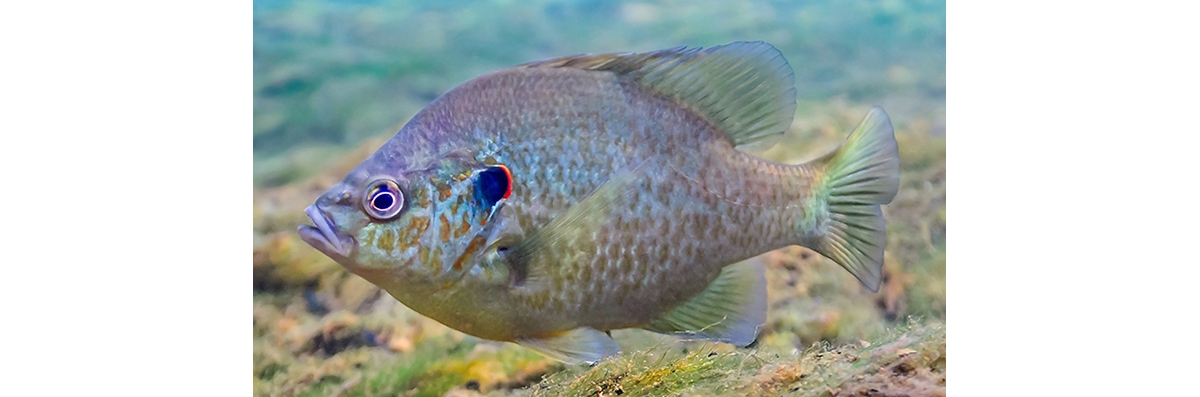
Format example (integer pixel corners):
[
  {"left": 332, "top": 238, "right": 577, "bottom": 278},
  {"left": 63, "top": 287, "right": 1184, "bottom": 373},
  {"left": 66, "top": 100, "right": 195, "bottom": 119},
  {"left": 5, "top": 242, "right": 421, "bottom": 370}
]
[{"left": 298, "top": 41, "right": 900, "bottom": 364}]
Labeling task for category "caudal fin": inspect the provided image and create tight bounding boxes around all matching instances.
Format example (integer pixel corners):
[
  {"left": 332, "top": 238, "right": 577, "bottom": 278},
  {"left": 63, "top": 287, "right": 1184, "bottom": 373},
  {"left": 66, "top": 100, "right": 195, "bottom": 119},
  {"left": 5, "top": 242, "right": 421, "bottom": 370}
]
[{"left": 808, "top": 107, "right": 900, "bottom": 292}]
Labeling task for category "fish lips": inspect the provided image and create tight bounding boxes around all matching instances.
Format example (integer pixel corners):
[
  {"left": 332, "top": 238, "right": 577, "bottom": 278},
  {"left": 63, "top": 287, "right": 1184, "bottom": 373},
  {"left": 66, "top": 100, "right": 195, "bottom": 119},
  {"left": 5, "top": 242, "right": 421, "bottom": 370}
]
[{"left": 297, "top": 205, "right": 356, "bottom": 261}]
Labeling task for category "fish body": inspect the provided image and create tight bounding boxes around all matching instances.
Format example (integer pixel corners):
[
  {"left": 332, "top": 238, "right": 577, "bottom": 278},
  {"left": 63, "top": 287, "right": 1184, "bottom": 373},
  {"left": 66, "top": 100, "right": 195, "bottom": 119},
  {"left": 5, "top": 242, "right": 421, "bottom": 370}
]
[{"left": 298, "top": 41, "right": 900, "bottom": 363}]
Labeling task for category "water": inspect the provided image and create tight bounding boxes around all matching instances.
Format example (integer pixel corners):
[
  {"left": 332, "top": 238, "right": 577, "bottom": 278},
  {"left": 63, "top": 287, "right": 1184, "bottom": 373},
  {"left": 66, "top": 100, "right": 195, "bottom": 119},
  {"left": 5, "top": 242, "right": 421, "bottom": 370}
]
[{"left": 253, "top": 0, "right": 945, "bottom": 186}]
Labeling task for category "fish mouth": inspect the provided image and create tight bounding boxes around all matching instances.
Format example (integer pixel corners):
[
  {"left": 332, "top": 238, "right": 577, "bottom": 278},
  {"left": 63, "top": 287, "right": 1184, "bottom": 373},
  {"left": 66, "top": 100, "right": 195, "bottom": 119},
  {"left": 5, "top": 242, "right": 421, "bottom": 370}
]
[{"left": 297, "top": 205, "right": 355, "bottom": 259}]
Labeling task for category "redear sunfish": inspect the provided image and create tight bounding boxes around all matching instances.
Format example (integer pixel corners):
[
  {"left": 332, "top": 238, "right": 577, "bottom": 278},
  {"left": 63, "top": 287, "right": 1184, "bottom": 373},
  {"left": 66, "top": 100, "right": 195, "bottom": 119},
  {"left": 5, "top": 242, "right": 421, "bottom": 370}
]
[{"left": 299, "top": 41, "right": 900, "bottom": 364}]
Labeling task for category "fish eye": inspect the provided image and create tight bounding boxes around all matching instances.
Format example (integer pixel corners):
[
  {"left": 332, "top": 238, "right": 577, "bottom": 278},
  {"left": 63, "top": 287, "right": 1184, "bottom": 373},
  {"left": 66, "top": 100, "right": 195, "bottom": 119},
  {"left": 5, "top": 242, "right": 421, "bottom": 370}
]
[{"left": 362, "top": 179, "right": 405, "bottom": 220}]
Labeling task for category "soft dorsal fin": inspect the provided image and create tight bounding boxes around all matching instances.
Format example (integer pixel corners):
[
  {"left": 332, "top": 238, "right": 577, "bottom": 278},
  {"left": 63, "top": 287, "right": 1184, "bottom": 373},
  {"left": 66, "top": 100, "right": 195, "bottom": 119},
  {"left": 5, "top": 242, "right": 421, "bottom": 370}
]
[{"left": 522, "top": 41, "right": 797, "bottom": 151}]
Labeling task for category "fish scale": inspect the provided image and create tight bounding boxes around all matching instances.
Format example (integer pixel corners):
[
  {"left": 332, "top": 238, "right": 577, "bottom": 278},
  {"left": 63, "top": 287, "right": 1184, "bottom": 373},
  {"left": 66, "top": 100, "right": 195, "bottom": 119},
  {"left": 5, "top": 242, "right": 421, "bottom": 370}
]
[{"left": 298, "top": 41, "right": 900, "bottom": 364}]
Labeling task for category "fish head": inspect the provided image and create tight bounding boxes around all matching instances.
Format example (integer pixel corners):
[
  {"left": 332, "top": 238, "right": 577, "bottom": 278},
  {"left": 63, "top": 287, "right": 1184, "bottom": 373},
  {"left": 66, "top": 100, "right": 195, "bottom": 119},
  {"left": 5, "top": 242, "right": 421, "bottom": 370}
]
[{"left": 298, "top": 149, "right": 512, "bottom": 289}]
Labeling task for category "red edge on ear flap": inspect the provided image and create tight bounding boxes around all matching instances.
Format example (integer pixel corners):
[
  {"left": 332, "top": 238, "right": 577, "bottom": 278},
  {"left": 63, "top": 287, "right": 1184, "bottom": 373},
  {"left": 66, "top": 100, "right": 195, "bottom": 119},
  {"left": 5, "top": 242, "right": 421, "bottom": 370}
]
[{"left": 496, "top": 164, "right": 513, "bottom": 199}]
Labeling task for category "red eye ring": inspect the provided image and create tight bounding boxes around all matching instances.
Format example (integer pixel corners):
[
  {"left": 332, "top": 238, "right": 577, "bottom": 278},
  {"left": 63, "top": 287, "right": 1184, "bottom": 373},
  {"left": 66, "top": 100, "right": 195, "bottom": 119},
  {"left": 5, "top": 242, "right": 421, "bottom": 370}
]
[{"left": 495, "top": 164, "right": 512, "bottom": 200}]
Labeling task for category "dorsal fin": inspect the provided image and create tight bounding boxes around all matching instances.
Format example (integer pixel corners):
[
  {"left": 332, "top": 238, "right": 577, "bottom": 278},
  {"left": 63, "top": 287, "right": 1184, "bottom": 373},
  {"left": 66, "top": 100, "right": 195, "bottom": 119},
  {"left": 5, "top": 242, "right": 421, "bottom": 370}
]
[{"left": 522, "top": 41, "right": 797, "bottom": 151}]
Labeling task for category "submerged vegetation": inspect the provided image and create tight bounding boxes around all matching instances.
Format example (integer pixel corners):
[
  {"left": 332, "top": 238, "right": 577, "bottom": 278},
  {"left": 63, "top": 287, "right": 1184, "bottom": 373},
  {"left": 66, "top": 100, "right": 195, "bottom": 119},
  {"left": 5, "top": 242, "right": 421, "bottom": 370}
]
[
  {"left": 527, "top": 319, "right": 944, "bottom": 397},
  {"left": 253, "top": 1, "right": 945, "bottom": 395}
]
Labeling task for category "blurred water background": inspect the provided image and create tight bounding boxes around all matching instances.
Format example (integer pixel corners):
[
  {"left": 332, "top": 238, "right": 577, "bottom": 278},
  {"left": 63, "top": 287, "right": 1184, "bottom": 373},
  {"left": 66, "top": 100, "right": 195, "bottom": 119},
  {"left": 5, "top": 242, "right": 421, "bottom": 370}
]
[
  {"left": 253, "top": 1, "right": 945, "bottom": 395},
  {"left": 254, "top": 0, "right": 944, "bottom": 187}
]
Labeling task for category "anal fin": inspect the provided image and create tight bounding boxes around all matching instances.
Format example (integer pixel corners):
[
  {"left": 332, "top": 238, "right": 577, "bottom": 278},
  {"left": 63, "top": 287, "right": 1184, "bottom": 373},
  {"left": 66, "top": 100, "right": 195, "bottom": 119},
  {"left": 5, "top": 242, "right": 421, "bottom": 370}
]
[
  {"left": 515, "top": 327, "right": 620, "bottom": 364},
  {"left": 641, "top": 256, "right": 767, "bottom": 346}
]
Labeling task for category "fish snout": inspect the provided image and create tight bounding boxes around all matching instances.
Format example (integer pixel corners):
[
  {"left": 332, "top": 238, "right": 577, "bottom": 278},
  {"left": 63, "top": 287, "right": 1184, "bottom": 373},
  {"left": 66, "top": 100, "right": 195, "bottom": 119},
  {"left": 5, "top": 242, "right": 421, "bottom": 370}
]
[
  {"left": 317, "top": 184, "right": 357, "bottom": 207},
  {"left": 298, "top": 204, "right": 356, "bottom": 260}
]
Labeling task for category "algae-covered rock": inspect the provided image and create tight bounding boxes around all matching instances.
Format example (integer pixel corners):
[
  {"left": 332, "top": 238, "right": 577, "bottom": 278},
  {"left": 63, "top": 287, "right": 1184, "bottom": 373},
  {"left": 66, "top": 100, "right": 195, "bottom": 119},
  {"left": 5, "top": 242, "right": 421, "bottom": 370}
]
[{"left": 523, "top": 320, "right": 944, "bottom": 397}]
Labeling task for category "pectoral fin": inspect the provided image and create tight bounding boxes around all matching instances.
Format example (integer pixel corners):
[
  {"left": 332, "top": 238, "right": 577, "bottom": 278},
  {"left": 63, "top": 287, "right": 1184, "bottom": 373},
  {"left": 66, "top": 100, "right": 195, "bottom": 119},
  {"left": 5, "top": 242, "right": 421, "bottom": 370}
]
[
  {"left": 641, "top": 256, "right": 767, "bottom": 346},
  {"left": 515, "top": 327, "right": 621, "bottom": 364},
  {"left": 504, "top": 159, "right": 654, "bottom": 285}
]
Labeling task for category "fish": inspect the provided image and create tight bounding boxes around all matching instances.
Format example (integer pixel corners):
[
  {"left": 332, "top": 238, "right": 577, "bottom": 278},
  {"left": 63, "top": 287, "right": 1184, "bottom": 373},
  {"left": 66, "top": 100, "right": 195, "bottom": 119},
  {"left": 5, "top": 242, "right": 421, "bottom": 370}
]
[{"left": 298, "top": 41, "right": 900, "bottom": 364}]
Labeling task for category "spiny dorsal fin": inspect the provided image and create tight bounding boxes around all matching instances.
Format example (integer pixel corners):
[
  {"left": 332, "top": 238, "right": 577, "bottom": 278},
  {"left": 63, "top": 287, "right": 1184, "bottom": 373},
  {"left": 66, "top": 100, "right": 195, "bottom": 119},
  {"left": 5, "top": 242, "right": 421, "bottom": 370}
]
[
  {"left": 520, "top": 46, "right": 685, "bottom": 70},
  {"left": 522, "top": 41, "right": 797, "bottom": 151}
]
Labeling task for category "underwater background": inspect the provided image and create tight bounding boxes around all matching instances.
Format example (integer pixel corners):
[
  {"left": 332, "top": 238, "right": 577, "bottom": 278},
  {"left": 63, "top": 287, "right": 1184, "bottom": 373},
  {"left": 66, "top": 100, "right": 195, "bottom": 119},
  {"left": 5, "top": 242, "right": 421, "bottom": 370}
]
[{"left": 253, "top": 0, "right": 945, "bottom": 395}]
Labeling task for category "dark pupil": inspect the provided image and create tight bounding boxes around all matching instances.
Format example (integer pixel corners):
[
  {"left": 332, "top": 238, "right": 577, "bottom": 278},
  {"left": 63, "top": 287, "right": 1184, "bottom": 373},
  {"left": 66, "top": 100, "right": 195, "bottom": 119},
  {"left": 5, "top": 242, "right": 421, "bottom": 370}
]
[
  {"left": 372, "top": 191, "right": 394, "bottom": 210},
  {"left": 478, "top": 167, "right": 509, "bottom": 204}
]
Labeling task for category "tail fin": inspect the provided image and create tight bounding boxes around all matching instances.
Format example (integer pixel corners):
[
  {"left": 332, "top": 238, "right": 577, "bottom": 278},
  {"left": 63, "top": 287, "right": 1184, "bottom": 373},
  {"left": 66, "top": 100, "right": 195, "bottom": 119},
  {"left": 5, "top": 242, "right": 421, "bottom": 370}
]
[{"left": 809, "top": 107, "right": 900, "bottom": 292}]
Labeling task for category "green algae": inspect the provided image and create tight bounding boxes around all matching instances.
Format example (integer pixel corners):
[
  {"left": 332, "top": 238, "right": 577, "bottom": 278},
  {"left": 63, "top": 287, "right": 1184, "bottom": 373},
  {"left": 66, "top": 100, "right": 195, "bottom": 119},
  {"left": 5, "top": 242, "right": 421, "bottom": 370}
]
[{"left": 523, "top": 319, "right": 944, "bottom": 396}]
